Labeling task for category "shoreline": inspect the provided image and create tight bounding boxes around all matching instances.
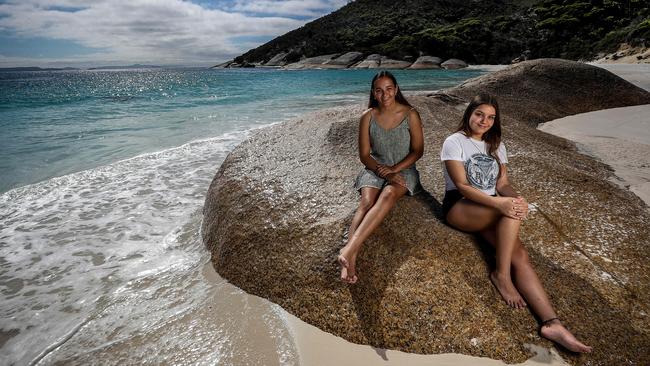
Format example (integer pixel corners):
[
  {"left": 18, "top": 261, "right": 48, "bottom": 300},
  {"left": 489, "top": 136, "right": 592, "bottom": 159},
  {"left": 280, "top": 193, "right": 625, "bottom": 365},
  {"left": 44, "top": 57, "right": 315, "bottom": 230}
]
[
  {"left": 201, "top": 262, "right": 570, "bottom": 366},
  {"left": 538, "top": 104, "right": 650, "bottom": 208},
  {"left": 538, "top": 63, "right": 650, "bottom": 209}
]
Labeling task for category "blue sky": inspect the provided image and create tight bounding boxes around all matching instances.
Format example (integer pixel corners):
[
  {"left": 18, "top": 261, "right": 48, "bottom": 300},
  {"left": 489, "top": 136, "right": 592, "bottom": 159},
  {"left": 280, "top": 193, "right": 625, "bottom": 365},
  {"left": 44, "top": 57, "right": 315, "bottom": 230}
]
[{"left": 0, "top": 0, "right": 349, "bottom": 67}]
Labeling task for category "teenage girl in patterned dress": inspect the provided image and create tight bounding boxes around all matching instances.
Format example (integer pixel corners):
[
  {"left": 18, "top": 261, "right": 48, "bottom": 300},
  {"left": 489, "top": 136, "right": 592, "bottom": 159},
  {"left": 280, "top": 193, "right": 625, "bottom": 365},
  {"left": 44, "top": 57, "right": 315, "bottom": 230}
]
[{"left": 338, "top": 71, "right": 423, "bottom": 284}]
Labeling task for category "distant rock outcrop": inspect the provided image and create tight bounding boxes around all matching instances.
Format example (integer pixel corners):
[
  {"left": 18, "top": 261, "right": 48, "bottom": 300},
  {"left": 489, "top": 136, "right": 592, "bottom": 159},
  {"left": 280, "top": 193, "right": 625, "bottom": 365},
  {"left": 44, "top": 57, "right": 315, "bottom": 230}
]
[
  {"left": 323, "top": 52, "right": 365, "bottom": 68},
  {"left": 264, "top": 52, "right": 289, "bottom": 67},
  {"left": 203, "top": 59, "right": 650, "bottom": 365},
  {"left": 210, "top": 60, "right": 234, "bottom": 69},
  {"left": 350, "top": 54, "right": 381, "bottom": 69},
  {"left": 221, "top": 52, "right": 463, "bottom": 70},
  {"left": 441, "top": 58, "right": 468, "bottom": 69},
  {"left": 408, "top": 56, "right": 442, "bottom": 69},
  {"left": 379, "top": 57, "right": 412, "bottom": 69},
  {"left": 284, "top": 54, "right": 340, "bottom": 69}
]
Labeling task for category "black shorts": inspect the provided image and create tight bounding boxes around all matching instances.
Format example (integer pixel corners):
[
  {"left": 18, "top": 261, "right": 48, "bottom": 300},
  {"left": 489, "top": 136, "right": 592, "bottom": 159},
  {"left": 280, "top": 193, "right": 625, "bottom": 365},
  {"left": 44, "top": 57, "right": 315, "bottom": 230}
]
[{"left": 442, "top": 189, "right": 464, "bottom": 218}]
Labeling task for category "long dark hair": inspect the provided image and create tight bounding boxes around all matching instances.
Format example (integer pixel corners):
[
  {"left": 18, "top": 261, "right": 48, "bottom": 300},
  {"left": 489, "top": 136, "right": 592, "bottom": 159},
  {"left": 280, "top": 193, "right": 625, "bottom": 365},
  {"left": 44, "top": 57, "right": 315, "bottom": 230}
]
[
  {"left": 457, "top": 93, "right": 502, "bottom": 164},
  {"left": 367, "top": 71, "right": 412, "bottom": 108}
]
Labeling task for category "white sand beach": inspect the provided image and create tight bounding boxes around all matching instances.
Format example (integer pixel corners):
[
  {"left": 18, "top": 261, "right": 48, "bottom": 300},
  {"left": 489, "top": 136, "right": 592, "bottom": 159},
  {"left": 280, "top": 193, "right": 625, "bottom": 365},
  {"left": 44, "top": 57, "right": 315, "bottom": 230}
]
[
  {"left": 539, "top": 104, "right": 650, "bottom": 207},
  {"left": 284, "top": 309, "right": 569, "bottom": 366},
  {"left": 539, "top": 64, "right": 650, "bottom": 208}
]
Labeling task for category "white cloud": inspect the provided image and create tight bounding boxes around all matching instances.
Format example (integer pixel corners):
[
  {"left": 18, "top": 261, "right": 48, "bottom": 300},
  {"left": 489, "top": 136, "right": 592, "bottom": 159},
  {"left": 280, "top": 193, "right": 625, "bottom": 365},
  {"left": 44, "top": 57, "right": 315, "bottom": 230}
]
[
  {"left": 228, "top": 0, "right": 349, "bottom": 17},
  {"left": 0, "top": 0, "right": 344, "bottom": 66}
]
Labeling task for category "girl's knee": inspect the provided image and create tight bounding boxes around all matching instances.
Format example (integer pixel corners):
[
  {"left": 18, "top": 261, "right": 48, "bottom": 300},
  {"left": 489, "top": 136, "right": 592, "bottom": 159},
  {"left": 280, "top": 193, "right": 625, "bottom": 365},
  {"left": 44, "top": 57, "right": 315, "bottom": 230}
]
[{"left": 378, "top": 187, "right": 402, "bottom": 205}]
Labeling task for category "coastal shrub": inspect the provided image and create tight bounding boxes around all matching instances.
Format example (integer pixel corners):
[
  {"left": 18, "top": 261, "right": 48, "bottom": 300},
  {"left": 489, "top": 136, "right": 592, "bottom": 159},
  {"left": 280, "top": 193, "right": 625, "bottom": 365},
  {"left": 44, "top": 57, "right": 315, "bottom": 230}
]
[
  {"left": 627, "top": 19, "right": 650, "bottom": 46},
  {"left": 233, "top": 0, "right": 649, "bottom": 65},
  {"left": 414, "top": 18, "right": 494, "bottom": 63},
  {"left": 378, "top": 36, "right": 418, "bottom": 60}
]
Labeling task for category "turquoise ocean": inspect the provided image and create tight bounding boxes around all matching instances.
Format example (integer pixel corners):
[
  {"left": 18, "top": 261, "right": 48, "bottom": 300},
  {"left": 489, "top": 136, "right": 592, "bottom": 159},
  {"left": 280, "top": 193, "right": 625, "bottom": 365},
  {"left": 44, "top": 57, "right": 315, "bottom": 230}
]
[{"left": 0, "top": 67, "right": 486, "bottom": 365}]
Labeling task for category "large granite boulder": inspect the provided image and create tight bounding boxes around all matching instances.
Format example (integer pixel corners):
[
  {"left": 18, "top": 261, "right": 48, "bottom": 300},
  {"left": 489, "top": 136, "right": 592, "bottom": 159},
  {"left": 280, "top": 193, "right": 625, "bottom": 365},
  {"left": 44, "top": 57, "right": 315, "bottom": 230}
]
[
  {"left": 284, "top": 54, "right": 340, "bottom": 69},
  {"left": 352, "top": 54, "right": 382, "bottom": 69},
  {"left": 210, "top": 60, "right": 234, "bottom": 68},
  {"left": 323, "top": 52, "right": 365, "bottom": 68},
  {"left": 202, "top": 59, "right": 650, "bottom": 365},
  {"left": 441, "top": 58, "right": 468, "bottom": 69},
  {"left": 264, "top": 52, "right": 289, "bottom": 67},
  {"left": 408, "top": 56, "right": 443, "bottom": 69},
  {"left": 380, "top": 57, "right": 412, "bottom": 69}
]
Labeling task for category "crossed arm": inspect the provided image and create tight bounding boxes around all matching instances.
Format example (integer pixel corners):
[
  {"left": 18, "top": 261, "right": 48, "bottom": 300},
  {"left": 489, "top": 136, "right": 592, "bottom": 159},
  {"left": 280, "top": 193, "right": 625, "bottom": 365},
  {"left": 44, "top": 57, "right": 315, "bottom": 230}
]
[{"left": 444, "top": 160, "right": 528, "bottom": 219}]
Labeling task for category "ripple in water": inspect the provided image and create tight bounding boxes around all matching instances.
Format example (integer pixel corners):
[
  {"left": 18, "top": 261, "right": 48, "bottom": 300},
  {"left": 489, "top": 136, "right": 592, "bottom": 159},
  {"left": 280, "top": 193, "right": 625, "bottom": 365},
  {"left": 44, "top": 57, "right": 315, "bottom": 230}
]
[{"left": 0, "top": 130, "right": 298, "bottom": 365}]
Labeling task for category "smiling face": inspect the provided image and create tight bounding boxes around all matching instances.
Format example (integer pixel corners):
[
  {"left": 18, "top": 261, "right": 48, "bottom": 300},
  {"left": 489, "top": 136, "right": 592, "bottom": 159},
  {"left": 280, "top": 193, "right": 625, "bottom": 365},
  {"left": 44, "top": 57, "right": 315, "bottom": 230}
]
[
  {"left": 372, "top": 76, "right": 398, "bottom": 107},
  {"left": 468, "top": 104, "right": 496, "bottom": 139}
]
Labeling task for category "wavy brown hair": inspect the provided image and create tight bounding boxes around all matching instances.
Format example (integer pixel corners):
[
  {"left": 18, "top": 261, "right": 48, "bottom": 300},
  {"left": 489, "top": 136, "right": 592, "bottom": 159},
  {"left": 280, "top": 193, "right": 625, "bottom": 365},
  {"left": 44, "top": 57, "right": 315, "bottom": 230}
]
[
  {"left": 367, "top": 71, "right": 412, "bottom": 108},
  {"left": 457, "top": 94, "right": 503, "bottom": 164}
]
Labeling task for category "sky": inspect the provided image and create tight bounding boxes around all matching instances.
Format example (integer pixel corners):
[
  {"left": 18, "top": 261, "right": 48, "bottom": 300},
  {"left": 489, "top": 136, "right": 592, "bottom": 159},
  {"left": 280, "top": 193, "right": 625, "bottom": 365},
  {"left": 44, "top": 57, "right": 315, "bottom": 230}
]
[{"left": 0, "top": 0, "right": 349, "bottom": 68}]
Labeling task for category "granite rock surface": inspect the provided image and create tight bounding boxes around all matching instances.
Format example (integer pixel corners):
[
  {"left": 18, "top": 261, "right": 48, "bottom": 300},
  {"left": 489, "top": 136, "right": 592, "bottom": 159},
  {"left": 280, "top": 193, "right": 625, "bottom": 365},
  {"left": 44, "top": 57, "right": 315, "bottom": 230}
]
[
  {"left": 284, "top": 54, "right": 340, "bottom": 69},
  {"left": 323, "top": 52, "right": 365, "bottom": 68},
  {"left": 441, "top": 58, "right": 468, "bottom": 69},
  {"left": 409, "top": 56, "right": 442, "bottom": 69},
  {"left": 202, "top": 59, "right": 650, "bottom": 365}
]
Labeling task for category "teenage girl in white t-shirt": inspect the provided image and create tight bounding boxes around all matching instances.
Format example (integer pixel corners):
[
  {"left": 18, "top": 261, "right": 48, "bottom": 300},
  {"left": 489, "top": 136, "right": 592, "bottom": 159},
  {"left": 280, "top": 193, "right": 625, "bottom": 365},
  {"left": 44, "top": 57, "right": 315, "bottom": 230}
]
[{"left": 440, "top": 94, "right": 592, "bottom": 353}]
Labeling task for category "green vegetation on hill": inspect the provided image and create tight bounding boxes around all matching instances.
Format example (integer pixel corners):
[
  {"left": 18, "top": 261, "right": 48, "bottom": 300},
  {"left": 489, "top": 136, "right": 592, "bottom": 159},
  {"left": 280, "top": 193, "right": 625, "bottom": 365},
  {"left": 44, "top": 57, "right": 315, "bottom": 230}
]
[{"left": 234, "top": 0, "right": 649, "bottom": 65}]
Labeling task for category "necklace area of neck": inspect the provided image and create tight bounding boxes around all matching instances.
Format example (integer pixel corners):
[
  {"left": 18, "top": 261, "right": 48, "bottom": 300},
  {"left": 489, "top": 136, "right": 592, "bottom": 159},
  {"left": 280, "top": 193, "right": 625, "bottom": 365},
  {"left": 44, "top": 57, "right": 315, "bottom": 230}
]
[{"left": 467, "top": 135, "right": 486, "bottom": 155}]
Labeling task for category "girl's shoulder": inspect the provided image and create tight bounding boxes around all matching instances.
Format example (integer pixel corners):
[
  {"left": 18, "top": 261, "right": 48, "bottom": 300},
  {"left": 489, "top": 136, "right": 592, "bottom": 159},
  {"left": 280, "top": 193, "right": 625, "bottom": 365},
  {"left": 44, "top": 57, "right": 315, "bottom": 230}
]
[
  {"left": 360, "top": 108, "right": 374, "bottom": 122},
  {"left": 444, "top": 131, "right": 466, "bottom": 142}
]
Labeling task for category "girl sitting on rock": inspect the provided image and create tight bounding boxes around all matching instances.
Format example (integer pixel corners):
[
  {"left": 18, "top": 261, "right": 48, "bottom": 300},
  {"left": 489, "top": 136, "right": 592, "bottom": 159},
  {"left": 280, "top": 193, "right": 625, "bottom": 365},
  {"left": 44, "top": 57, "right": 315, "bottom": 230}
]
[
  {"left": 440, "top": 93, "right": 591, "bottom": 353},
  {"left": 338, "top": 71, "right": 424, "bottom": 284}
]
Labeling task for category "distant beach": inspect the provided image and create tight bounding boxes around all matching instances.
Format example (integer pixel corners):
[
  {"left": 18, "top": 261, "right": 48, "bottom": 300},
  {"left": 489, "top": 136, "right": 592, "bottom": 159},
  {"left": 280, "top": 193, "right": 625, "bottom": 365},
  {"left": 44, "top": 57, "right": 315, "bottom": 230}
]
[{"left": 539, "top": 64, "right": 650, "bottom": 207}]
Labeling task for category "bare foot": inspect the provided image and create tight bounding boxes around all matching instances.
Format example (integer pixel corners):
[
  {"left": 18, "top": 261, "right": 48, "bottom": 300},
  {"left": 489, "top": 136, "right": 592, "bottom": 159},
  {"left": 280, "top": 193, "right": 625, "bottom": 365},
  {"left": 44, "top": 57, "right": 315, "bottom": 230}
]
[
  {"left": 540, "top": 319, "right": 592, "bottom": 353},
  {"left": 338, "top": 252, "right": 357, "bottom": 284},
  {"left": 490, "top": 271, "right": 526, "bottom": 308}
]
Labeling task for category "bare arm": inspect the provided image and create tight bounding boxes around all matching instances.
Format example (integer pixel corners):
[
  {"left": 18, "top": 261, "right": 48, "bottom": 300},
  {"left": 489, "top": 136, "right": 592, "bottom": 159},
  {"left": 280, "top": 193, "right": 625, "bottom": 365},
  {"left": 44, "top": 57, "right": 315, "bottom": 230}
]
[
  {"left": 358, "top": 110, "right": 380, "bottom": 173},
  {"left": 445, "top": 160, "right": 523, "bottom": 219},
  {"left": 496, "top": 165, "right": 528, "bottom": 217}
]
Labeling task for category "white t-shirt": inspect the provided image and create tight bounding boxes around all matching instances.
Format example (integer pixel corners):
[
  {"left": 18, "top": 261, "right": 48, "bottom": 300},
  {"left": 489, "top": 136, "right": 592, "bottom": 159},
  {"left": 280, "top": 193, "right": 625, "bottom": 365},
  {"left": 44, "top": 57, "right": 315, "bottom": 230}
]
[{"left": 440, "top": 132, "right": 508, "bottom": 195}]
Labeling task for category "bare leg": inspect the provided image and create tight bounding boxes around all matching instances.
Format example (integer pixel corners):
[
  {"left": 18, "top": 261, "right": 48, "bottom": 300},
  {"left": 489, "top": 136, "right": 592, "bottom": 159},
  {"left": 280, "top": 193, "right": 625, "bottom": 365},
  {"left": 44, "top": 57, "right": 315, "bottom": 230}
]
[
  {"left": 447, "top": 199, "right": 525, "bottom": 308},
  {"left": 491, "top": 216, "right": 527, "bottom": 308},
  {"left": 340, "top": 188, "right": 380, "bottom": 282},
  {"left": 481, "top": 229, "right": 592, "bottom": 352},
  {"left": 339, "top": 184, "right": 408, "bottom": 283},
  {"left": 348, "top": 187, "right": 381, "bottom": 239}
]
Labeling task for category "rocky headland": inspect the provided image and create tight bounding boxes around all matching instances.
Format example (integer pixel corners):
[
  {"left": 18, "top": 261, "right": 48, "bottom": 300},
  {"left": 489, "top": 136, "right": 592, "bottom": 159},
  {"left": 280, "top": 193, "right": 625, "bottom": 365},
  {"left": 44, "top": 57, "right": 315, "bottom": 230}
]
[
  {"left": 221, "top": 1, "right": 648, "bottom": 68},
  {"left": 202, "top": 59, "right": 650, "bottom": 365},
  {"left": 213, "top": 52, "right": 462, "bottom": 70}
]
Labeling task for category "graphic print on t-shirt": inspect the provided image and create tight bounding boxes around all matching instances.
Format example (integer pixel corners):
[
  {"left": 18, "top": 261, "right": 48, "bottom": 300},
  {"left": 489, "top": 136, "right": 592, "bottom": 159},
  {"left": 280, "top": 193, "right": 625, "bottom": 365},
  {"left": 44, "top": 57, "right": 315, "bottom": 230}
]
[{"left": 464, "top": 153, "right": 498, "bottom": 190}]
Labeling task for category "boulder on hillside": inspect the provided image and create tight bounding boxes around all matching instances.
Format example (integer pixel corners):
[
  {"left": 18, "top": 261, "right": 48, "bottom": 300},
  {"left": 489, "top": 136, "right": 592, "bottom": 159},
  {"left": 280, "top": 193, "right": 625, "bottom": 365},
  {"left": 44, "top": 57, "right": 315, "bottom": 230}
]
[
  {"left": 323, "top": 52, "right": 365, "bottom": 68},
  {"left": 202, "top": 59, "right": 650, "bottom": 365},
  {"left": 441, "top": 58, "right": 468, "bottom": 69},
  {"left": 265, "top": 52, "right": 289, "bottom": 67},
  {"left": 210, "top": 60, "right": 234, "bottom": 68},
  {"left": 284, "top": 54, "right": 340, "bottom": 69},
  {"left": 352, "top": 54, "right": 382, "bottom": 69},
  {"left": 408, "top": 56, "right": 443, "bottom": 69},
  {"left": 379, "top": 57, "right": 412, "bottom": 69}
]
